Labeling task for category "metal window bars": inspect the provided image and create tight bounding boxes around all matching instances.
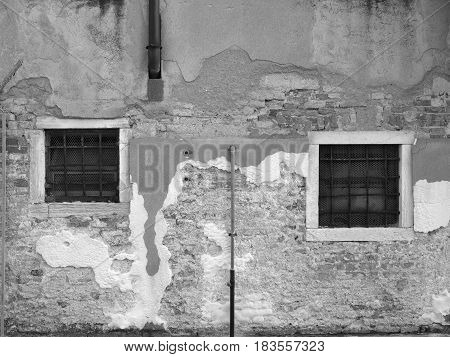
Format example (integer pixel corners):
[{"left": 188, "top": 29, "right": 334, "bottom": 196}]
[
  {"left": 319, "top": 144, "right": 400, "bottom": 228},
  {"left": 45, "top": 129, "right": 120, "bottom": 202}
]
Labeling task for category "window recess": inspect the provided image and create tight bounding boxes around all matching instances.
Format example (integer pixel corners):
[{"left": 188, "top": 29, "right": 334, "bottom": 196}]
[
  {"left": 319, "top": 144, "right": 400, "bottom": 228},
  {"left": 45, "top": 129, "right": 120, "bottom": 203}
]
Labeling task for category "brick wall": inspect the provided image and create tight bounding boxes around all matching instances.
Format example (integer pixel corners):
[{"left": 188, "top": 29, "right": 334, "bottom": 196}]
[{"left": 0, "top": 64, "right": 449, "bottom": 335}]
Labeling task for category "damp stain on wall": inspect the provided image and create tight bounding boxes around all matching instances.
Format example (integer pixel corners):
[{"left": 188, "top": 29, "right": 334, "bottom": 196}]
[{"left": 69, "top": 0, "right": 125, "bottom": 17}]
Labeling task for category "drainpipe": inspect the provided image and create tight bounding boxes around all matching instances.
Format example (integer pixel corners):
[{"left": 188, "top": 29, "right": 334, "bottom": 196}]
[{"left": 147, "top": 0, "right": 163, "bottom": 101}]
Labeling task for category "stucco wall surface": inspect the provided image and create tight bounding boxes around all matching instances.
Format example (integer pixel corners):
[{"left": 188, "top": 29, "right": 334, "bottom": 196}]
[
  {"left": 163, "top": 0, "right": 449, "bottom": 87},
  {"left": 0, "top": 0, "right": 449, "bottom": 116},
  {"left": 0, "top": 0, "right": 148, "bottom": 117}
]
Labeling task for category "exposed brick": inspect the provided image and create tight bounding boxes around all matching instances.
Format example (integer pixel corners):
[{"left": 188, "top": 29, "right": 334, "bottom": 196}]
[
  {"left": 414, "top": 99, "right": 432, "bottom": 106},
  {"left": 14, "top": 178, "right": 28, "bottom": 187},
  {"left": 7, "top": 146, "right": 28, "bottom": 154},
  {"left": 424, "top": 106, "right": 446, "bottom": 113}
]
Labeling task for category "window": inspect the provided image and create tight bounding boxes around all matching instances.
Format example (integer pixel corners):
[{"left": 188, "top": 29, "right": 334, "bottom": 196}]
[
  {"left": 318, "top": 144, "right": 399, "bottom": 228},
  {"left": 306, "top": 131, "right": 414, "bottom": 241},
  {"left": 45, "top": 129, "right": 120, "bottom": 202},
  {"left": 28, "top": 117, "right": 131, "bottom": 218}
]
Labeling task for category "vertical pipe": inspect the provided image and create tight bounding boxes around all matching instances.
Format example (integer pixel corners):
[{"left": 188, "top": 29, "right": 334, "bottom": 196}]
[
  {"left": 1, "top": 114, "right": 6, "bottom": 337},
  {"left": 229, "top": 145, "right": 236, "bottom": 337},
  {"left": 148, "top": 0, "right": 161, "bottom": 79}
]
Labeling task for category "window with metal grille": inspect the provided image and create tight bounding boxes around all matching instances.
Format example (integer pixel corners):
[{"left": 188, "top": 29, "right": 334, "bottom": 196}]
[
  {"left": 45, "top": 129, "right": 120, "bottom": 202},
  {"left": 319, "top": 144, "right": 399, "bottom": 228}
]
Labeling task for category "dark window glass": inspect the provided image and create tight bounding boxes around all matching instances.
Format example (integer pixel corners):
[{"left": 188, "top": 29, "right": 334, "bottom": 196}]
[
  {"left": 45, "top": 129, "right": 119, "bottom": 202},
  {"left": 319, "top": 144, "right": 399, "bottom": 228}
]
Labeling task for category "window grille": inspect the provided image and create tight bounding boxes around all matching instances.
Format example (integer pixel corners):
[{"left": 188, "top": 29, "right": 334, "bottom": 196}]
[
  {"left": 319, "top": 144, "right": 399, "bottom": 228},
  {"left": 45, "top": 129, "right": 120, "bottom": 202}
]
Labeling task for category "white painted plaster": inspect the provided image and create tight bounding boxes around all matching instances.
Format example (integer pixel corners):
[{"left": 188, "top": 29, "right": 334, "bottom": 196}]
[
  {"left": 241, "top": 152, "right": 309, "bottom": 184},
  {"left": 201, "top": 222, "right": 254, "bottom": 323},
  {"left": 107, "top": 182, "right": 171, "bottom": 329},
  {"left": 421, "top": 289, "right": 450, "bottom": 326},
  {"left": 201, "top": 222, "right": 253, "bottom": 281},
  {"left": 413, "top": 180, "right": 450, "bottom": 233},
  {"left": 36, "top": 231, "right": 114, "bottom": 288},
  {"left": 36, "top": 230, "right": 138, "bottom": 292}
]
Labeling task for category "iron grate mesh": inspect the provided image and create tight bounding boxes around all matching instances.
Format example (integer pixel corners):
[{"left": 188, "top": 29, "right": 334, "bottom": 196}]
[
  {"left": 45, "top": 129, "right": 120, "bottom": 202},
  {"left": 319, "top": 144, "right": 399, "bottom": 228}
]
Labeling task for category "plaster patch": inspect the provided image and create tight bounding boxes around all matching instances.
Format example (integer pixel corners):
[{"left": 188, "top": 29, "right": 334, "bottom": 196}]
[
  {"left": 36, "top": 231, "right": 112, "bottom": 286},
  {"left": 203, "top": 293, "right": 274, "bottom": 324},
  {"left": 241, "top": 152, "right": 308, "bottom": 184},
  {"left": 36, "top": 230, "right": 132, "bottom": 291},
  {"left": 421, "top": 290, "right": 450, "bottom": 325},
  {"left": 201, "top": 222, "right": 253, "bottom": 281},
  {"left": 107, "top": 182, "right": 171, "bottom": 329},
  {"left": 413, "top": 180, "right": 450, "bottom": 233}
]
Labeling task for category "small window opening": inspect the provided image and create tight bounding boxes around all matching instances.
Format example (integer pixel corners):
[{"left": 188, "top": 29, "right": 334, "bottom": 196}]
[
  {"left": 45, "top": 129, "right": 120, "bottom": 202},
  {"left": 319, "top": 144, "right": 399, "bottom": 228}
]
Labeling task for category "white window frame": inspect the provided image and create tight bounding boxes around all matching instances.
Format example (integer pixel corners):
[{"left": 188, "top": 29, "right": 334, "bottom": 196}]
[
  {"left": 29, "top": 116, "right": 131, "bottom": 218},
  {"left": 306, "top": 131, "right": 415, "bottom": 241}
]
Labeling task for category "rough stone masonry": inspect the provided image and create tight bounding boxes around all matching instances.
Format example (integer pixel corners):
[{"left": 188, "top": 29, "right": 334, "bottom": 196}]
[{"left": 0, "top": 0, "right": 449, "bottom": 335}]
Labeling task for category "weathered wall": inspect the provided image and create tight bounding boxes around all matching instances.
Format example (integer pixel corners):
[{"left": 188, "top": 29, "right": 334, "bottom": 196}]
[
  {"left": 0, "top": 0, "right": 148, "bottom": 117},
  {"left": 0, "top": 0, "right": 449, "bottom": 116},
  {"left": 163, "top": 0, "right": 449, "bottom": 86},
  {"left": 0, "top": 0, "right": 449, "bottom": 336},
  {"left": 159, "top": 162, "right": 449, "bottom": 335}
]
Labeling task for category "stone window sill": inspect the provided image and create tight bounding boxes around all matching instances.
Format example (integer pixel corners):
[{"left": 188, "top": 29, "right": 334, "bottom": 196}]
[
  {"left": 29, "top": 202, "right": 130, "bottom": 219},
  {"left": 306, "top": 228, "right": 414, "bottom": 242}
]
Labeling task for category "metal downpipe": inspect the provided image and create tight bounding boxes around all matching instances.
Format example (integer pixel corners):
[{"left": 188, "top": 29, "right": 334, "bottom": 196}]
[{"left": 148, "top": 0, "right": 161, "bottom": 79}]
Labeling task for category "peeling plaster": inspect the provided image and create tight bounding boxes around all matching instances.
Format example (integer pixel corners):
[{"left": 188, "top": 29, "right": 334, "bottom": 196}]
[
  {"left": 202, "top": 222, "right": 253, "bottom": 281},
  {"left": 203, "top": 293, "right": 274, "bottom": 324},
  {"left": 36, "top": 182, "right": 172, "bottom": 329},
  {"left": 36, "top": 230, "right": 118, "bottom": 289},
  {"left": 154, "top": 151, "right": 307, "bottom": 326},
  {"left": 201, "top": 222, "right": 253, "bottom": 323},
  {"left": 241, "top": 152, "right": 309, "bottom": 184},
  {"left": 36, "top": 144, "right": 306, "bottom": 330},
  {"left": 413, "top": 180, "right": 450, "bottom": 233},
  {"left": 107, "top": 182, "right": 171, "bottom": 329},
  {"left": 160, "top": 152, "right": 307, "bottom": 325},
  {"left": 200, "top": 225, "right": 274, "bottom": 324},
  {"left": 421, "top": 290, "right": 450, "bottom": 325}
]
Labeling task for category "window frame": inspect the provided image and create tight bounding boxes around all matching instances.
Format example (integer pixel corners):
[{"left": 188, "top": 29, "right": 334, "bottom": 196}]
[
  {"left": 29, "top": 116, "right": 131, "bottom": 217},
  {"left": 306, "top": 131, "right": 415, "bottom": 242}
]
